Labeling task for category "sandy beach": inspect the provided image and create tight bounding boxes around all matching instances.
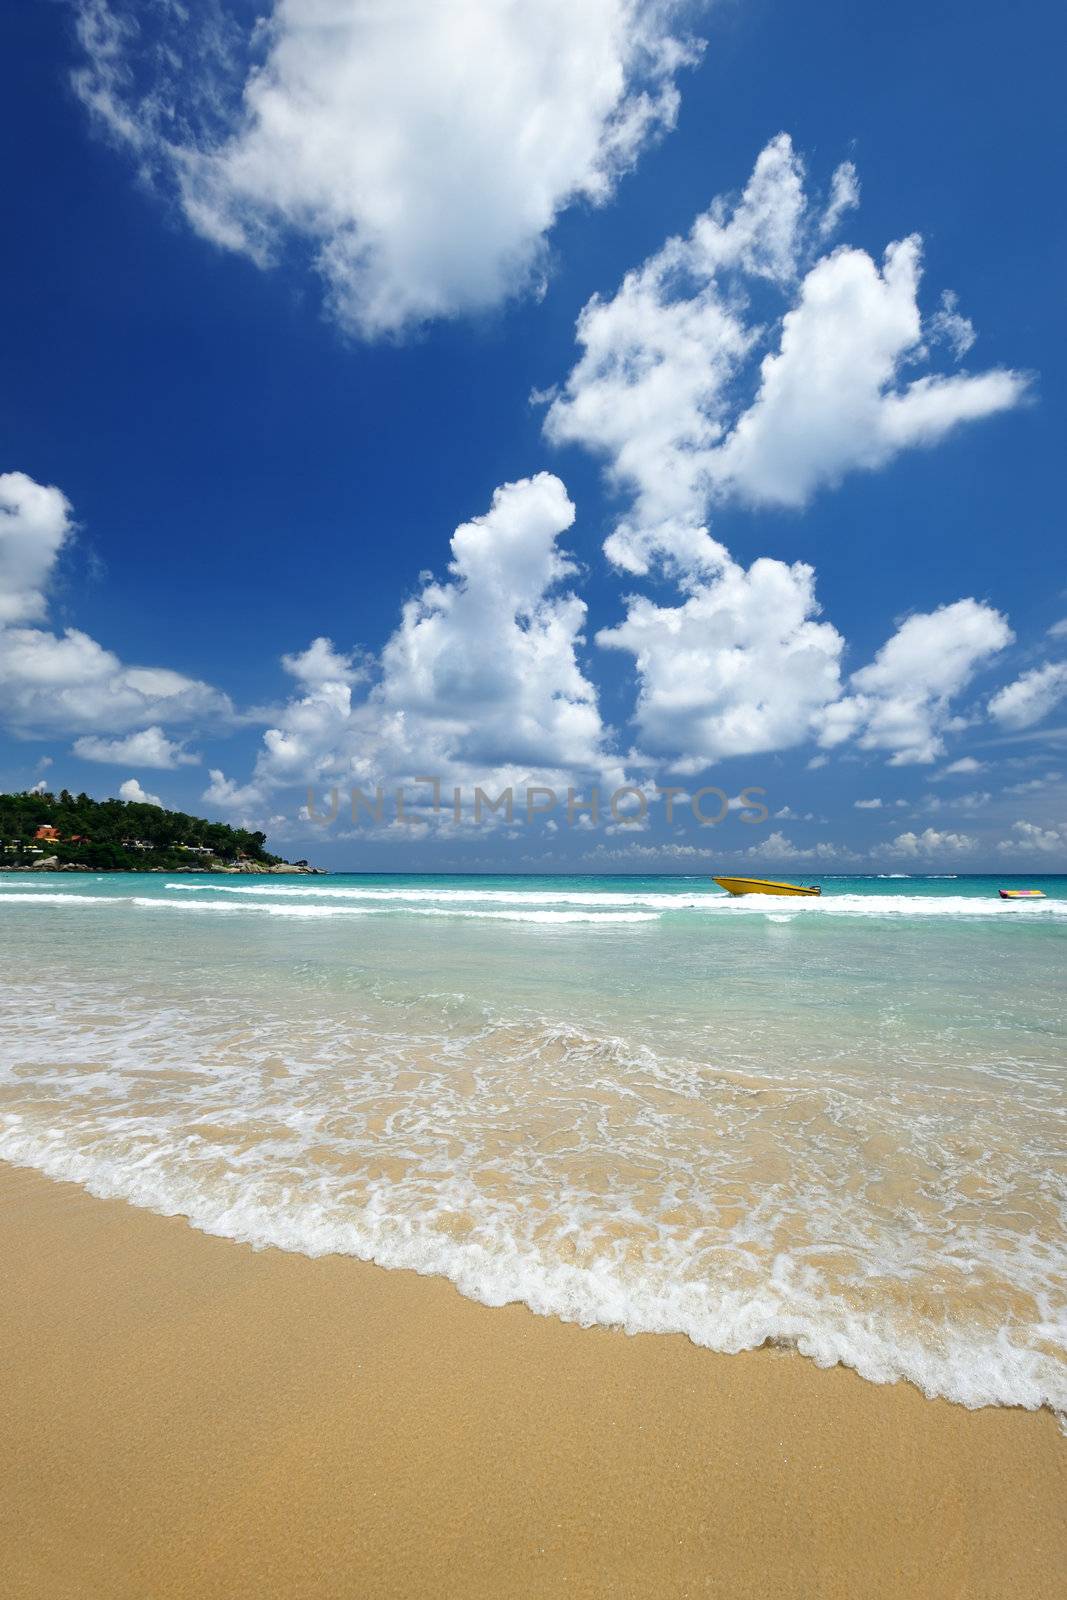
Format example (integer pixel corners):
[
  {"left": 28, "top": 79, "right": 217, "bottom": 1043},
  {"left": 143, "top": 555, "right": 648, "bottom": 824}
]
[{"left": 1, "top": 1161, "right": 1063, "bottom": 1600}]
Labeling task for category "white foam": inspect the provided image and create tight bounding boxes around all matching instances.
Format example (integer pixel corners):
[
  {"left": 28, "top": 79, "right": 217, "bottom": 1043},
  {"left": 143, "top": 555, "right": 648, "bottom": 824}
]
[
  {"left": 133, "top": 897, "right": 656, "bottom": 924},
  {"left": 159, "top": 883, "right": 1067, "bottom": 919},
  {"left": 0, "top": 891, "right": 119, "bottom": 906},
  {"left": 5, "top": 884, "right": 1065, "bottom": 922},
  {"left": 165, "top": 881, "right": 718, "bottom": 910},
  {"left": 0, "top": 1112, "right": 1062, "bottom": 1416}
]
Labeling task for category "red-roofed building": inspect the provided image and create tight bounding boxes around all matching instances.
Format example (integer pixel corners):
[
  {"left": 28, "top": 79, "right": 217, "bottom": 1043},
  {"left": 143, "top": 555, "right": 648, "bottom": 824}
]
[{"left": 34, "top": 825, "right": 61, "bottom": 842}]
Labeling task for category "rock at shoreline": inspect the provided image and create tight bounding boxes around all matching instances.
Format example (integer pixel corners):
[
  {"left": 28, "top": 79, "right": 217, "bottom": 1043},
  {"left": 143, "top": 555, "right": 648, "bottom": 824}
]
[
  {"left": 30, "top": 855, "right": 60, "bottom": 871},
  {"left": 214, "top": 860, "right": 322, "bottom": 875}
]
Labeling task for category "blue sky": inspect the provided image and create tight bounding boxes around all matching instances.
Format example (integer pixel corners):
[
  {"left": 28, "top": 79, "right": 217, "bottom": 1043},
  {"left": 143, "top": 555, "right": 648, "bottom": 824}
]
[{"left": 1, "top": 0, "right": 1064, "bottom": 870}]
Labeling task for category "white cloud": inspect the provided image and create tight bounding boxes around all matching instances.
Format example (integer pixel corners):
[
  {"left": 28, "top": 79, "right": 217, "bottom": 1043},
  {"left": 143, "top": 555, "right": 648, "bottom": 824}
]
[
  {"left": 819, "top": 600, "right": 1013, "bottom": 765},
  {"left": 75, "top": 0, "right": 703, "bottom": 338},
  {"left": 582, "top": 840, "right": 715, "bottom": 865},
  {"left": 922, "top": 789, "right": 991, "bottom": 814},
  {"left": 540, "top": 136, "right": 1023, "bottom": 779},
  {"left": 995, "top": 820, "right": 1067, "bottom": 856},
  {"left": 818, "top": 160, "right": 859, "bottom": 236},
  {"left": 937, "top": 756, "right": 984, "bottom": 776},
  {"left": 203, "top": 768, "right": 265, "bottom": 813},
  {"left": 889, "top": 827, "right": 976, "bottom": 858},
  {"left": 544, "top": 134, "right": 1026, "bottom": 576},
  {"left": 281, "top": 636, "right": 366, "bottom": 687},
  {"left": 597, "top": 551, "right": 845, "bottom": 768},
  {"left": 72, "top": 725, "right": 201, "bottom": 768},
  {"left": 544, "top": 132, "right": 817, "bottom": 577},
  {"left": 582, "top": 833, "right": 856, "bottom": 866},
  {"left": 0, "top": 624, "right": 230, "bottom": 735},
  {"left": 242, "top": 475, "right": 622, "bottom": 812},
  {"left": 1047, "top": 618, "right": 1067, "bottom": 639},
  {"left": 927, "top": 290, "right": 976, "bottom": 359},
  {"left": 0, "top": 472, "right": 72, "bottom": 624},
  {"left": 740, "top": 830, "right": 858, "bottom": 863},
  {"left": 716, "top": 237, "right": 1023, "bottom": 510},
  {"left": 988, "top": 661, "right": 1067, "bottom": 731},
  {"left": 118, "top": 777, "right": 163, "bottom": 806},
  {"left": 1004, "top": 771, "right": 1062, "bottom": 796},
  {"left": 0, "top": 472, "right": 232, "bottom": 737},
  {"left": 854, "top": 797, "right": 882, "bottom": 809}
]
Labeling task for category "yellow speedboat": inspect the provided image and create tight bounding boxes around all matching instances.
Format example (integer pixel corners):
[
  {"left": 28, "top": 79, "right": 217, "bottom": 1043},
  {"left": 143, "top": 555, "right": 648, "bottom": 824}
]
[{"left": 713, "top": 876, "right": 821, "bottom": 897}]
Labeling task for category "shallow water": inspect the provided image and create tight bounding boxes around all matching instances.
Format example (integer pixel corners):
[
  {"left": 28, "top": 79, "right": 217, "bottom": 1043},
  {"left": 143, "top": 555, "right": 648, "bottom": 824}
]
[{"left": 1, "top": 871, "right": 1064, "bottom": 1412}]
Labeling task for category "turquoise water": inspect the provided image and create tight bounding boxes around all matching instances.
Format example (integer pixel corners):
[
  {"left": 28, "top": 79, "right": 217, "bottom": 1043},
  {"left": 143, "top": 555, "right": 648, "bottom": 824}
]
[{"left": 1, "top": 872, "right": 1065, "bottom": 1413}]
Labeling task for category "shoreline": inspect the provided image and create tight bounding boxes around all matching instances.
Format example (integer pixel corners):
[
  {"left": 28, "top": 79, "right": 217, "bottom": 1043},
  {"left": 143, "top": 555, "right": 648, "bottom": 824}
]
[
  {"left": 1, "top": 1161, "right": 1063, "bottom": 1599},
  {"left": 0, "top": 863, "right": 327, "bottom": 875}
]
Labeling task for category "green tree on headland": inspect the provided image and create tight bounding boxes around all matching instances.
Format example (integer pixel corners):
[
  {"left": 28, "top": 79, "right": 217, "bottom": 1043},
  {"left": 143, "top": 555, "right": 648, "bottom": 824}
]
[{"left": 0, "top": 790, "right": 282, "bottom": 871}]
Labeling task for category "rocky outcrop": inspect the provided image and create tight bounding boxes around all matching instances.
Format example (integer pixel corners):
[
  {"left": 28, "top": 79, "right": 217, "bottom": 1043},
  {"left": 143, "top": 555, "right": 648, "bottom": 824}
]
[
  {"left": 30, "top": 855, "right": 60, "bottom": 870},
  {"left": 214, "top": 860, "right": 324, "bottom": 875}
]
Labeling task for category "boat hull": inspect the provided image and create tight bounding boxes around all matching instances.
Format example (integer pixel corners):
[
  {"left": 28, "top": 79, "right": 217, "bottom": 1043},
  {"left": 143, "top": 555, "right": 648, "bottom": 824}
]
[
  {"left": 999, "top": 888, "right": 1045, "bottom": 899},
  {"left": 713, "top": 876, "right": 821, "bottom": 897}
]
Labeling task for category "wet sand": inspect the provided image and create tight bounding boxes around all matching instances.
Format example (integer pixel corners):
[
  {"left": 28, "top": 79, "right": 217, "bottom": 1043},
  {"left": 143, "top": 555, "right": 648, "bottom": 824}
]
[{"left": 0, "top": 1161, "right": 1063, "bottom": 1599}]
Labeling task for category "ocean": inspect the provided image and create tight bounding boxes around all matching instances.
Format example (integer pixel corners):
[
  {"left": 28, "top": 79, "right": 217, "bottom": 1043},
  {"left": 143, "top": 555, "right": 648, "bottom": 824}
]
[{"left": 1, "top": 871, "right": 1064, "bottom": 1415}]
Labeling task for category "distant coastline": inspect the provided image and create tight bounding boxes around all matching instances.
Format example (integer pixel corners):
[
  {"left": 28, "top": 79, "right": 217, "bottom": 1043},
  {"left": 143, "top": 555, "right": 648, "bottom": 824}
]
[
  {"left": 0, "top": 788, "right": 324, "bottom": 874},
  {"left": 0, "top": 861, "right": 327, "bottom": 875}
]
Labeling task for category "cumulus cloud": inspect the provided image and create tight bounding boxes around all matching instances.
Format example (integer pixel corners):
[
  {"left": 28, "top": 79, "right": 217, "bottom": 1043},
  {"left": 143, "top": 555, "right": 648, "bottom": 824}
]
[
  {"left": 118, "top": 777, "right": 163, "bottom": 806},
  {"left": 544, "top": 134, "right": 1026, "bottom": 576},
  {"left": 72, "top": 725, "right": 201, "bottom": 768},
  {"left": 0, "top": 472, "right": 73, "bottom": 624},
  {"left": 203, "top": 768, "right": 264, "bottom": 812},
  {"left": 921, "top": 788, "right": 991, "bottom": 815},
  {"left": 281, "top": 636, "right": 367, "bottom": 687},
  {"left": 238, "top": 475, "right": 622, "bottom": 813},
  {"left": 539, "top": 135, "right": 1024, "bottom": 778},
  {"left": 988, "top": 661, "right": 1067, "bottom": 730},
  {"left": 582, "top": 832, "right": 857, "bottom": 866},
  {"left": 544, "top": 133, "right": 815, "bottom": 577},
  {"left": 0, "top": 624, "right": 230, "bottom": 736},
  {"left": 996, "top": 819, "right": 1067, "bottom": 855},
  {"left": 598, "top": 551, "right": 845, "bottom": 769},
  {"left": 889, "top": 826, "right": 977, "bottom": 858},
  {"left": 715, "top": 238, "right": 1022, "bottom": 510},
  {"left": 0, "top": 471, "right": 232, "bottom": 736},
  {"left": 75, "top": 0, "right": 703, "bottom": 337},
  {"left": 740, "top": 829, "right": 857, "bottom": 863},
  {"left": 854, "top": 797, "right": 882, "bottom": 809},
  {"left": 818, "top": 600, "right": 1013, "bottom": 765}
]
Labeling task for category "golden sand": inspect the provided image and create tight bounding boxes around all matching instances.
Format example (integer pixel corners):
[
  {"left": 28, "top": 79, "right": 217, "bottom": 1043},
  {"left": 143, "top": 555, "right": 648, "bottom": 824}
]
[{"left": 0, "top": 1161, "right": 1063, "bottom": 1600}]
